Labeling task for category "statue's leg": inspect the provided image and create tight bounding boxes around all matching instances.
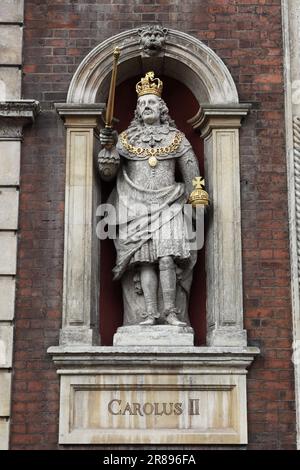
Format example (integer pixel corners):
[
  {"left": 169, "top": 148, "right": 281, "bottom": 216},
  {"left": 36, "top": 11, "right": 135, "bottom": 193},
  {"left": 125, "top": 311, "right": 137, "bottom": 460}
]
[
  {"left": 139, "top": 264, "right": 159, "bottom": 325},
  {"left": 159, "top": 256, "right": 186, "bottom": 326}
]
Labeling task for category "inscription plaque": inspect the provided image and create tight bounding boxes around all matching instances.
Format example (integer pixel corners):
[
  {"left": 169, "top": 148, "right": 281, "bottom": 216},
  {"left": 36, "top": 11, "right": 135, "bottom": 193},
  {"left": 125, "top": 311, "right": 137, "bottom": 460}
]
[{"left": 59, "top": 372, "right": 247, "bottom": 444}]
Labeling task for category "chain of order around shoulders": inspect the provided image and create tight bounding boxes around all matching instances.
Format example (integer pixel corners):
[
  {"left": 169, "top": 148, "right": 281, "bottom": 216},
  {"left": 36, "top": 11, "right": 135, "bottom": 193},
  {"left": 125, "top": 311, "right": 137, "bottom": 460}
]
[{"left": 120, "top": 130, "right": 183, "bottom": 157}]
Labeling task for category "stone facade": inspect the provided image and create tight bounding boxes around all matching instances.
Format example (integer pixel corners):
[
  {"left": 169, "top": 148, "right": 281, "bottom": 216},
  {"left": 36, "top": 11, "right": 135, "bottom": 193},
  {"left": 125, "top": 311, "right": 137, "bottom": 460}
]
[
  {"left": 0, "top": 2, "right": 39, "bottom": 450},
  {"left": 0, "top": 0, "right": 296, "bottom": 450},
  {"left": 282, "top": 0, "right": 300, "bottom": 450},
  {"left": 0, "top": 1, "right": 24, "bottom": 450}
]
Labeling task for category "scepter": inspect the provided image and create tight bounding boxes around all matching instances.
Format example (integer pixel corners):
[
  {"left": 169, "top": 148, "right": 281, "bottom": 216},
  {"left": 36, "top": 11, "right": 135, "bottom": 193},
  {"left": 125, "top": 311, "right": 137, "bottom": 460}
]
[{"left": 104, "top": 47, "right": 120, "bottom": 144}]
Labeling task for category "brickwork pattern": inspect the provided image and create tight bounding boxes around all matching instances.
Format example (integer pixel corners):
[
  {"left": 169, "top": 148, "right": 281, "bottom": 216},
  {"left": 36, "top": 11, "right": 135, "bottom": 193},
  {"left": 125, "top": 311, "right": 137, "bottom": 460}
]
[{"left": 10, "top": 0, "right": 296, "bottom": 449}]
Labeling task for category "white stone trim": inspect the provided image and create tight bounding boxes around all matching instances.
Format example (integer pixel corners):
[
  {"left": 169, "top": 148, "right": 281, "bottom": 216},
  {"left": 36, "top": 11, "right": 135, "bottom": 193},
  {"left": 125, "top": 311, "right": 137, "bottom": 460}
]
[
  {"left": 0, "top": 141, "right": 21, "bottom": 185},
  {"left": 55, "top": 105, "right": 104, "bottom": 346},
  {"left": 0, "top": 7, "right": 39, "bottom": 446},
  {"left": 294, "top": 117, "right": 300, "bottom": 282},
  {"left": 0, "top": 1, "right": 24, "bottom": 23},
  {"left": 0, "top": 419, "right": 9, "bottom": 451},
  {"left": 0, "top": 278, "right": 15, "bottom": 321},
  {"left": 0, "top": 372, "right": 12, "bottom": 416},
  {"left": 189, "top": 105, "right": 250, "bottom": 346},
  {"left": 49, "top": 346, "right": 258, "bottom": 445},
  {"left": 282, "top": 0, "right": 300, "bottom": 449},
  {"left": 0, "top": 325, "right": 13, "bottom": 368}
]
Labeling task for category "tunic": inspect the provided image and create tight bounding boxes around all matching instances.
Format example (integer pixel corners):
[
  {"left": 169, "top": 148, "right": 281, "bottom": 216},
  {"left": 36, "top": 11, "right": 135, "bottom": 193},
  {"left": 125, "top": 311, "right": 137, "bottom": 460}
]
[{"left": 106, "top": 124, "right": 197, "bottom": 280}]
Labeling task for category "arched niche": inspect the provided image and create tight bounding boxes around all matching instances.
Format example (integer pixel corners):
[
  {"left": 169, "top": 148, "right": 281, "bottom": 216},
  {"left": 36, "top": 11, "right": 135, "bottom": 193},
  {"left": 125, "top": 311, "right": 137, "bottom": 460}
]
[
  {"left": 67, "top": 29, "right": 238, "bottom": 106},
  {"left": 55, "top": 28, "right": 250, "bottom": 347},
  {"left": 99, "top": 74, "right": 206, "bottom": 346}
]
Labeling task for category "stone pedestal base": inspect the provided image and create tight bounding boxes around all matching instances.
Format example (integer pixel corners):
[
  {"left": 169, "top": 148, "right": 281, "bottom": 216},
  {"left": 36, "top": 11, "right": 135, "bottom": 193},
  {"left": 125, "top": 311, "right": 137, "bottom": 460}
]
[
  {"left": 113, "top": 325, "right": 194, "bottom": 346},
  {"left": 48, "top": 345, "right": 259, "bottom": 445}
]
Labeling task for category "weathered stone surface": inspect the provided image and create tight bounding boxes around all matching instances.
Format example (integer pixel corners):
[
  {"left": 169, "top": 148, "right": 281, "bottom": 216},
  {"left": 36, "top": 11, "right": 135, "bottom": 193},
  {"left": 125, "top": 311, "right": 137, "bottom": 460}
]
[
  {"left": 0, "top": 372, "right": 11, "bottom": 416},
  {"left": 49, "top": 347, "right": 258, "bottom": 445},
  {"left": 67, "top": 28, "right": 238, "bottom": 104},
  {"left": 207, "top": 327, "right": 247, "bottom": 348},
  {"left": 0, "top": 0, "right": 24, "bottom": 23},
  {"left": 0, "top": 419, "right": 9, "bottom": 450},
  {"left": 0, "top": 101, "right": 40, "bottom": 141},
  {"left": 286, "top": 0, "right": 300, "bottom": 115},
  {"left": 60, "top": 373, "right": 245, "bottom": 444},
  {"left": 0, "top": 25, "right": 22, "bottom": 65},
  {"left": 59, "top": 327, "right": 95, "bottom": 346},
  {"left": 55, "top": 108, "right": 102, "bottom": 346},
  {"left": 0, "top": 100, "right": 40, "bottom": 119},
  {"left": 190, "top": 109, "right": 250, "bottom": 347},
  {"left": 282, "top": 0, "right": 300, "bottom": 449},
  {"left": 113, "top": 325, "right": 194, "bottom": 346},
  {"left": 0, "top": 142, "right": 20, "bottom": 185},
  {"left": 0, "top": 277, "right": 15, "bottom": 321},
  {"left": 0, "top": 233, "right": 17, "bottom": 275},
  {"left": 0, "top": 68, "right": 21, "bottom": 101},
  {"left": 138, "top": 25, "right": 168, "bottom": 56},
  {"left": 0, "top": 188, "right": 19, "bottom": 230},
  {"left": 0, "top": 325, "right": 13, "bottom": 368}
]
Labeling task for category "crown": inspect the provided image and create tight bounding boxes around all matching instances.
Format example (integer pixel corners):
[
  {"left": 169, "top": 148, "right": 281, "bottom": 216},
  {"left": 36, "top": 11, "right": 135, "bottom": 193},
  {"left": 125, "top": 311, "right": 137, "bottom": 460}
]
[{"left": 136, "top": 71, "right": 163, "bottom": 97}]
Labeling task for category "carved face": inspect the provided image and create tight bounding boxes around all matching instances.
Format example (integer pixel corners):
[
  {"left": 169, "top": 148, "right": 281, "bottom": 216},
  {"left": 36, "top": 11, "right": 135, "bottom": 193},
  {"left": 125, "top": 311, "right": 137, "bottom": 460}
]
[
  {"left": 138, "top": 26, "right": 167, "bottom": 56},
  {"left": 137, "top": 94, "right": 161, "bottom": 125}
]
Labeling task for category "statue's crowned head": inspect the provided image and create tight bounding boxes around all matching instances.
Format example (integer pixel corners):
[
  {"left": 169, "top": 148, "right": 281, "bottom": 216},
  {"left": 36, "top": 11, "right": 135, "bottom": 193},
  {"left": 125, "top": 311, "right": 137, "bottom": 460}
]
[
  {"left": 136, "top": 71, "right": 163, "bottom": 98},
  {"left": 128, "top": 71, "right": 175, "bottom": 131}
]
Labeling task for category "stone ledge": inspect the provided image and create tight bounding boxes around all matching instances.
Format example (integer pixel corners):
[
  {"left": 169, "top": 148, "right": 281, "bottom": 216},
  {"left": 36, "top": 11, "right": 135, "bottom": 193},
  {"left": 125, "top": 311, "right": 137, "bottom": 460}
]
[
  {"left": 48, "top": 345, "right": 259, "bottom": 372},
  {"left": 0, "top": 100, "right": 40, "bottom": 140},
  {"left": 188, "top": 103, "right": 252, "bottom": 137},
  {"left": 0, "top": 100, "right": 40, "bottom": 119},
  {"left": 55, "top": 102, "right": 105, "bottom": 116}
]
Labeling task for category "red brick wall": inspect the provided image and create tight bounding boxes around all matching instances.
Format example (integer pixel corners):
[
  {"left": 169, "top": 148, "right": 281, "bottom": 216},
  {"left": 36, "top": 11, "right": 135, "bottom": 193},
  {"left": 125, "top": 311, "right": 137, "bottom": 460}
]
[{"left": 10, "top": 0, "right": 296, "bottom": 449}]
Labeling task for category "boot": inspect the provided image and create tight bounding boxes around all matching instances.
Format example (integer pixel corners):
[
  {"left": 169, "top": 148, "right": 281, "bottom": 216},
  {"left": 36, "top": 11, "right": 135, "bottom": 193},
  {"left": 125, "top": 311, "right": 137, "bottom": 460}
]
[
  {"left": 165, "top": 308, "right": 186, "bottom": 326},
  {"left": 139, "top": 309, "right": 159, "bottom": 325},
  {"left": 140, "top": 316, "right": 156, "bottom": 325}
]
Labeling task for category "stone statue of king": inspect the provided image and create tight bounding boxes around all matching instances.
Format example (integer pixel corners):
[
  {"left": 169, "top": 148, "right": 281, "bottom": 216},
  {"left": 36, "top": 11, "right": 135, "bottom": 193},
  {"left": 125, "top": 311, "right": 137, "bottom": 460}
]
[{"left": 98, "top": 72, "right": 203, "bottom": 330}]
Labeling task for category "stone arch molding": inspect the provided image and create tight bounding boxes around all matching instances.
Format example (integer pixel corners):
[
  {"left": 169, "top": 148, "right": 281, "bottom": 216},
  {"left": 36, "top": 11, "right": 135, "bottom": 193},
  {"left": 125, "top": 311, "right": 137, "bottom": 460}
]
[{"left": 67, "top": 28, "right": 239, "bottom": 105}]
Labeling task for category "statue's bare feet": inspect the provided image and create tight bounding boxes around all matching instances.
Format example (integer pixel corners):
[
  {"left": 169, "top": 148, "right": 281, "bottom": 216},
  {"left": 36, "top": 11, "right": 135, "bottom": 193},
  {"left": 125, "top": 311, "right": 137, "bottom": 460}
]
[{"left": 165, "top": 309, "right": 186, "bottom": 326}]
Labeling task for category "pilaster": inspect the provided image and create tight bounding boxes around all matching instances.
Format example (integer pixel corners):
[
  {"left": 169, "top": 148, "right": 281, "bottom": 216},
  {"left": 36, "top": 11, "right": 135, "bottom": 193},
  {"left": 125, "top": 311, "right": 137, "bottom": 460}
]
[
  {"left": 189, "top": 105, "right": 250, "bottom": 347},
  {"left": 55, "top": 104, "right": 104, "bottom": 346}
]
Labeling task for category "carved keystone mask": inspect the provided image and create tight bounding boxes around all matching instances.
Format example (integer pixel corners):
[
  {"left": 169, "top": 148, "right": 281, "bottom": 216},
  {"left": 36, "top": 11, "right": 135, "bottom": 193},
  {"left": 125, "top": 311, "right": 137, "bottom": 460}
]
[{"left": 138, "top": 25, "right": 168, "bottom": 56}]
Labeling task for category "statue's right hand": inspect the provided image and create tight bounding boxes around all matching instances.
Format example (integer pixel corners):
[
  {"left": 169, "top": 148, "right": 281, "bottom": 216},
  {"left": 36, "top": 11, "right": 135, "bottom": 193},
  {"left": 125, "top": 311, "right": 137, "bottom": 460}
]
[{"left": 100, "top": 127, "right": 118, "bottom": 147}]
